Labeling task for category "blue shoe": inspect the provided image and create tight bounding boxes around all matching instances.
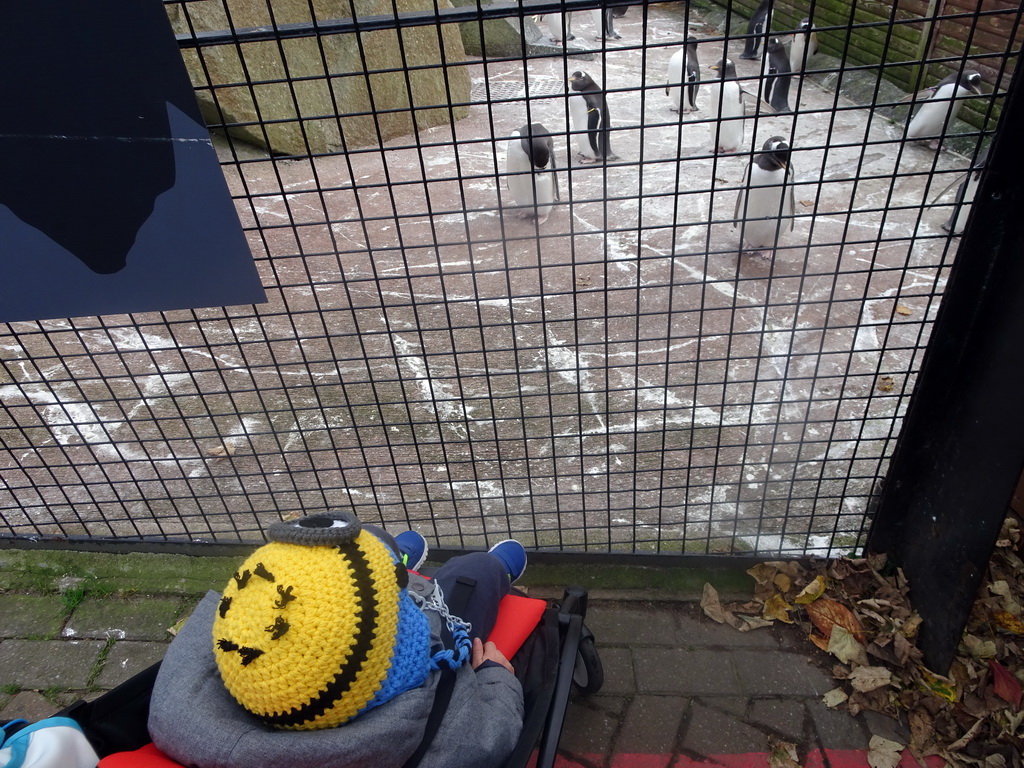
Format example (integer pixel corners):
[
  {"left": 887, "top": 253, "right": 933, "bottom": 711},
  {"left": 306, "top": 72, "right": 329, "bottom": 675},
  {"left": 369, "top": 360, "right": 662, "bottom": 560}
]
[
  {"left": 488, "top": 539, "right": 527, "bottom": 584},
  {"left": 395, "top": 530, "right": 428, "bottom": 571}
]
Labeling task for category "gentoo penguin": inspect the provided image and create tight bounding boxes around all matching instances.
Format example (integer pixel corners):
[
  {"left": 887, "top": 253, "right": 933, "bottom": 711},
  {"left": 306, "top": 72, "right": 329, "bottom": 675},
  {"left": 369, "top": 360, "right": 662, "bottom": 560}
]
[
  {"left": 506, "top": 123, "right": 559, "bottom": 223},
  {"left": 707, "top": 59, "right": 747, "bottom": 154},
  {"left": 666, "top": 37, "right": 700, "bottom": 113},
  {"left": 591, "top": 6, "right": 622, "bottom": 40},
  {"left": 906, "top": 71, "right": 984, "bottom": 149},
  {"left": 734, "top": 136, "right": 796, "bottom": 259},
  {"left": 568, "top": 70, "right": 617, "bottom": 163},
  {"left": 938, "top": 145, "right": 988, "bottom": 235},
  {"left": 789, "top": 17, "right": 819, "bottom": 75},
  {"left": 543, "top": 12, "right": 574, "bottom": 44},
  {"left": 761, "top": 37, "right": 792, "bottom": 113},
  {"left": 740, "top": 0, "right": 773, "bottom": 60}
]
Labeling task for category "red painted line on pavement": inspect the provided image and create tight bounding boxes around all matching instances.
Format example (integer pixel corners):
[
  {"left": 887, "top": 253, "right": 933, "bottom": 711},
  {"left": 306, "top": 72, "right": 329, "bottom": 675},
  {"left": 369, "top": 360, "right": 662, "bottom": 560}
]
[{"left": 555, "top": 750, "right": 948, "bottom": 768}]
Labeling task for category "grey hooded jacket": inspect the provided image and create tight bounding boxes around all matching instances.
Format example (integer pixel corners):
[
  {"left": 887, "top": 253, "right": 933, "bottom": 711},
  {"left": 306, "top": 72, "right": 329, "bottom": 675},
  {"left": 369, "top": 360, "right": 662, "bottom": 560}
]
[{"left": 148, "top": 591, "right": 524, "bottom": 768}]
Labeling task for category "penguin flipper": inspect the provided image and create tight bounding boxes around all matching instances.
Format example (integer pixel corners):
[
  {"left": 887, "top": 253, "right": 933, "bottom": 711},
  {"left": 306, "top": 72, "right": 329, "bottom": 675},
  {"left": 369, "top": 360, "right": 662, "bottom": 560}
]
[
  {"left": 741, "top": 89, "right": 777, "bottom": 114},
  {"left": 900, "top": 87, "right": 937, "bottom": 103},
  {"left": 930, "top": 174, "right": 967, "bottom": 206},
  {"left": 785, "top": 165, "right": 796, "bottom": 231},
  {"left": 734, "top": 164, "right": 752, "bottom": 223}
]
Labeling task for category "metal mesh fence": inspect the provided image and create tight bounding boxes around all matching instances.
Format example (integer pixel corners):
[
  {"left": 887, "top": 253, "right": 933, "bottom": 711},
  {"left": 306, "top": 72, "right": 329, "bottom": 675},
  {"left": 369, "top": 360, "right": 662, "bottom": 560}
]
[{"left": 1, "top": 0, "right": 1020, "bottom": 555}]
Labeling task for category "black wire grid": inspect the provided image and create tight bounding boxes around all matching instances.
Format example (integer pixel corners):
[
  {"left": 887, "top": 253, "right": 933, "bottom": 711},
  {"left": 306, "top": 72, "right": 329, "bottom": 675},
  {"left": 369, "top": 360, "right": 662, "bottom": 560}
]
[{"left": 0, "top": 0, "right": 1020, "bottom": 555}]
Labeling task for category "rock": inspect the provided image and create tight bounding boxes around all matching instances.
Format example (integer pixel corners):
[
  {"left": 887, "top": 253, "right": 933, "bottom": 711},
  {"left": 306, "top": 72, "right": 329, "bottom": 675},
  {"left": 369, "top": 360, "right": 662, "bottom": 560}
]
[{"left": 168, "top": 0, "right": 469, "bottom": 154}]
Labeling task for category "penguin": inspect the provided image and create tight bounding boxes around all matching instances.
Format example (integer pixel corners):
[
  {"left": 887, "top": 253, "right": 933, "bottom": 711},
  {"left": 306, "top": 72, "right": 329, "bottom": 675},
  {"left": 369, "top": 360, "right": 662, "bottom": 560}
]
[
  {"left": 733, "top": 136, "right": 796, "bottom": 259},
  {"left": 761, "top": 37, "right": 792, "bottom": 113},
  {"left": 568, "top": 71, "right": 617, "bottom": 163},
  {"left": 591, "top": 5, "right": 622, "bottom": 40},
  {"left": 740, "top": 0, "right": 773, "bottom": 60},
  {"left": 666, "top": 37, "right": 700, "bottom": 113},
  {"left": 905, "top": 71, "right": 984, "bottom": 150},
  {"left": 788, "top": 17, "right": 819, "bottom": 75},
  {"left": 936, "top": 145, "right": 988, "bottom": 235},
  {"left": 543, "top": 12, "right": 574, "bottom": 44},
  {"left": 506, "top": 123, "right": 559, "bottom": 224},
  {"left": 708, "top": 58, "right": 761, "bottom": 154}
]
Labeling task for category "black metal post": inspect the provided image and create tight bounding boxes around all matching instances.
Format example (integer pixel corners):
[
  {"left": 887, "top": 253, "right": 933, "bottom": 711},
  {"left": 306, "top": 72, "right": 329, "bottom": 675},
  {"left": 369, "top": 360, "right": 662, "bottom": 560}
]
[{"left": 866, "top": 60, "right": 1024, "bottom": 674}]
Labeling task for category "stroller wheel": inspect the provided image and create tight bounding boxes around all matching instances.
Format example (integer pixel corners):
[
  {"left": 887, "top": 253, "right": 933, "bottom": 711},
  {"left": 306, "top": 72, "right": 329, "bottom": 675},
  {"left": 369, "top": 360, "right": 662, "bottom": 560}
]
[{"left": 571, "top": 625, "right": 604, "bottom": 695}]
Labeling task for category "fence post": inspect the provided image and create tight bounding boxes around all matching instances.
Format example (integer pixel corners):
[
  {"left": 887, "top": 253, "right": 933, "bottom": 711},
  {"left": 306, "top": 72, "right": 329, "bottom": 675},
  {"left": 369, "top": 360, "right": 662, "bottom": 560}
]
[{"left": 866, "top": 60, "right": 1024, "bottom": 674}]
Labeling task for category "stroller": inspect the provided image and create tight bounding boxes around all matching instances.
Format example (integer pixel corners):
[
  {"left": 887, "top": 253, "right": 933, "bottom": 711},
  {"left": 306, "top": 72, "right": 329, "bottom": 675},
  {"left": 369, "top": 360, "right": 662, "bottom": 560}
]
[{"left": 55, "top": 575, "right": 603, "bottom": 768}]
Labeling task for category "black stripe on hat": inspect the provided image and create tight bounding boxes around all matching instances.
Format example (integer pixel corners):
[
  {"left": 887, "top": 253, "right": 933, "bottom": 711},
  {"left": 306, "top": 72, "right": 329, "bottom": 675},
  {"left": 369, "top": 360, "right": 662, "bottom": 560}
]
[{"left": 257, "top": 542, "right": 379, "bottom": 727}]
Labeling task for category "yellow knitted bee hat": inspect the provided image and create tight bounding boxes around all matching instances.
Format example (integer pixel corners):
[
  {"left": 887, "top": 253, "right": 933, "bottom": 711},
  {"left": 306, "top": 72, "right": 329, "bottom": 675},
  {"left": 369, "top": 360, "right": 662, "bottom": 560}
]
[{"left": 212, "top": 512, "right": 431, "bottom": 730}]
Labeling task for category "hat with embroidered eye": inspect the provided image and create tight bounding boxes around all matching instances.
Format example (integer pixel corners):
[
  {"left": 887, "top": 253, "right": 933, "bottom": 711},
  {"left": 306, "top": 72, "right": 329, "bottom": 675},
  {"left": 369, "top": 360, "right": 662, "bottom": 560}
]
[{"left": 212, "top": 512, "right": 431, "bottom": 730}]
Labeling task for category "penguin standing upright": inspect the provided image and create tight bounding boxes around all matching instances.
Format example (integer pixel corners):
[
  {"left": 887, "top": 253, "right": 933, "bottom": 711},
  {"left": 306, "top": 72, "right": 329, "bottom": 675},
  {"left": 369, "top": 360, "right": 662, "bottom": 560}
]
[
  {"left": 666, "top": 37, "right": 700, "bottom": 113},
  {"left": 591, "top": 5, "right": 622, "bottom": 40},
  {"left": 788, "top": 17, "right": 819, "bottom": 75},
  {"left": 734, "top": 136, "right": 796, "bottom": 259},
  {"left": 761, "top": 37, "right": 792, "bottom": 113},
  {"left": 938, "top": 145, "right": 988, "bottom": 235},
  {"left": 568, "top": 71, "right": 617, "bottom": 163},
  {"left": 707, "top": 59, "right": 746, "bottom": 154},
  {"left": 543, "top": 12, "right": 574, "bottom": 44},
  {"left": 506, "top": 123, "right": 559, "bottom": 224},
  {"left": 905, "top": 71, "right": 984, "bottom": 149},
  {"left": 740, "top": 0, "right": 773, "bottom": 60}
]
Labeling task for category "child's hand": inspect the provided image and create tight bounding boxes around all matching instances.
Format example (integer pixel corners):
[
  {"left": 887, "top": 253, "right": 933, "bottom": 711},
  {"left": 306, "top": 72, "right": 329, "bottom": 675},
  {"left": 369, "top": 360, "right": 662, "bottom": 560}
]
[{"left": 471, "top": 637, "right": 514, "bottom": 674}]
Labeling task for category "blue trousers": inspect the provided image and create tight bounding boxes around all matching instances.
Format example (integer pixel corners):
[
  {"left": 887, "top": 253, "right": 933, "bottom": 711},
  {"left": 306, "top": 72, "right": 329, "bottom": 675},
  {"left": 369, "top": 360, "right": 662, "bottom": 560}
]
[{"left": 431, "top": 551, "right": 511, "bottom": 641}]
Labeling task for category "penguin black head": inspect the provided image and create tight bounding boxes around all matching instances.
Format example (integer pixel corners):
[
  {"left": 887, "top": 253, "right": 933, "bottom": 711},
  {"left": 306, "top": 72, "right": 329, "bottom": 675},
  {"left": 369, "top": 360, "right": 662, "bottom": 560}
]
[
  {"left": 759, "top": 136, "right": 791, "bottom": 170},
  {"left": 799, "top": 17, "right": 813, "bottom": 31},
  {"left": 711, "top": 58, "right": 736, "bottom": 79},
  {"left": 569, "top": 71, "right": 597, "bottom": 92},
  {"left": 520, "top": 123, "right": 553, "bottom": 169},
  {"left": 961, "top": 71, "right": 983, "bottom": 95},
  {"left": 767, "top": 37, "right": 785, "bottom": 53}
]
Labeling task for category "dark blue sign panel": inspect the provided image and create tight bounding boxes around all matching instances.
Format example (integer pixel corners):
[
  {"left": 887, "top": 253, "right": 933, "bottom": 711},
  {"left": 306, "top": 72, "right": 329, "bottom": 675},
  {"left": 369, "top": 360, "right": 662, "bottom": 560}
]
[{"left": 0, "top": 1, "right": 266, "bottom": 322}]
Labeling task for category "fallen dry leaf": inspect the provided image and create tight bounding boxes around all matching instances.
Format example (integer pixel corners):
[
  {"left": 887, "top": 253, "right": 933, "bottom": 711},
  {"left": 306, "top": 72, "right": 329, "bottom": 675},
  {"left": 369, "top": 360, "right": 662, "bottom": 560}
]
[
  {"left": 917, "top": 668, "right": 958, "bottom": 703},
  {"left": 988, "top": 659, "right": 1022, "bottom": 709},
  {"left": 895, "top": 305, "right": 913, "bottom": 316},
  {"left": 794, "top": 575, "right": 827, "bottom": 605},
  {"left": 850, "top": 665, "right": 893, "bottom": 693},
  {"left": 963, "top": 634, "right": 998, "bottom": 660},
  {"left": 767, "top": 737, "right": 800, "bottom": 768},
  {"left": 946, "top": 717, "right": 985, "bottom": 752},
  {"left": 763, "top": 593, "right": 795, "bottom": 624},
  {"left": 823, "top": 688, "right": 849, "bottom": 708},
  {"left": 806, "top": 598, "right": 867, "bottom": 643},
  {"left": 877, "top": 376, "right": 895, "bottom": 393},
  {"left": 867, "top": 735, "right": 904, "bottom": 768},
  {"left": 993, "top": 610, "right": 1024, "bottom": 635},
  {"left": 829, "top": 625, "right": 870, "bottom": 666},
  {"left": 700, "top": 583, "right": 727, "bottom": 624}
]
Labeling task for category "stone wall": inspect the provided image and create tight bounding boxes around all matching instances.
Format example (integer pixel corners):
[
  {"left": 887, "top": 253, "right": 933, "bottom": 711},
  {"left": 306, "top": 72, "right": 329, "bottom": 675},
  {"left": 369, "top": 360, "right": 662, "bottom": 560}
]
[{"left": 168, "top": 0, "right": 470, "bottom": 155}]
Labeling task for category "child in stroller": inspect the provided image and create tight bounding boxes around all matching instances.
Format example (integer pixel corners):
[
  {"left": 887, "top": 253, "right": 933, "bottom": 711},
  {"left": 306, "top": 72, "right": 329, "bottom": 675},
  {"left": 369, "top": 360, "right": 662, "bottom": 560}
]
[{"left": 44, "top": 513, "right": 602, "bottom": 768}]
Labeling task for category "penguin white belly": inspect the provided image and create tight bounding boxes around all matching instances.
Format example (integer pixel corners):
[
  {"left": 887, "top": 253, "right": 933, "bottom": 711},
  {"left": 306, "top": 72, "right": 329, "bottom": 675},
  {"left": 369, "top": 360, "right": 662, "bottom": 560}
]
[
  {"left": 545, "top": 12, "right": 572, "bottom": 42},
  {"left": 667, "top": 49, "right": 685, "bottom": 111},
  {"left": 907, "top": 83, "right": 963, "bottom": 140},
  {"left": 790, "top": 36, "right": 806, "bottom": 75},
  {"left": 949, "top": 174, "right": 980, "bottom": 234},
  {"left": 569, "top": 93, "right": 598, "bottom": 160},
  {"left": 708, "top": 82, "right": 744, "bottom": 152},
  {"left": 739, "top": 166, "right": 788, "bottom": 248},
  {"left": 506, "top": 134, "right": 535, "bottom": 206}
]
